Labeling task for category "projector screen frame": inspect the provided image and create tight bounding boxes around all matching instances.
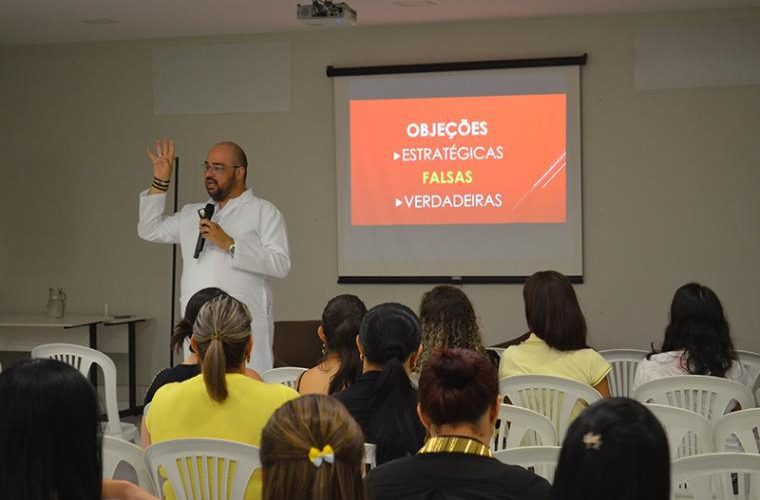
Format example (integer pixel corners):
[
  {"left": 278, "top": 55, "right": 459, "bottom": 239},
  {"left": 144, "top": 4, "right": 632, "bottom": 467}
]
[
  {"left": 330, "top": 54, "right": 587, "bottom": 285},
  {"left": 327, "top": 54, "right": 587, "bottom": 77}
]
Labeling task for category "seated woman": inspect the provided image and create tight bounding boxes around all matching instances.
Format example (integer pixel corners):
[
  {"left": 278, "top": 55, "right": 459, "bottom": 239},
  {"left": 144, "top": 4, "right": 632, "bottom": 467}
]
[
  {"left": 367, "top": 348, "right": 551, "bottom": 500},
  {"left": 333, "top": 302, "right": 425, "bottom": 465},
  {"left": 298, "top": 294, "right": 367, "bottom": 395},
  {"left": 0, "top": 359, "right": 156, "bottom": 500},
  {"left": 144, "top": 287, "right": 261, "bottom": 406},
  {"left": 416, "top": 285, "right": 498, "bottom": 373},
  {"left": 552, "top": 398, "right": 670, "bottom": 500},
  {"left": 499, "top": 270, "right": 611, "bottom": 397},
  {"left": 632, "top": 282, "right": 749, "bottom": 391},
  {"left": 260, "top": 394, "right": 368, "bottom": 500},
  {"left": 144, "top": 295, "right": 299, "bottom": 500}
]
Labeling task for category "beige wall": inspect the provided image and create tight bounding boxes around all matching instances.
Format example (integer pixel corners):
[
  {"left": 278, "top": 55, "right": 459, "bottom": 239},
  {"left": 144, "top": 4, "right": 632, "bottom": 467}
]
[{"left": 1, "top": 8, "right": 759, "bottom": 388}]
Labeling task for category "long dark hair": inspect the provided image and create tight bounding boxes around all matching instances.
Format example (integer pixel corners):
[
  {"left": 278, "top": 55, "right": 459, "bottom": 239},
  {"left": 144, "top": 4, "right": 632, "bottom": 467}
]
[
  {"left": 321, "top": 294, "right": 367, "bottom": 394},
  {"left": 360, "top": 302, "right": 423, "bottom": 464},
  {"left": 524, "top": 270, "right": 588, "bottom": 351},
  {"left": 651, "top": 282, "right": 736, "bottom": 377},
  {"left": 172, "top": 287, "right": 229, "bottom": 353},
  {"left": 552, "top": 398, "right": 670, "bottom": 500},
  {"left": 0, "top": 359, "right": 102, "bottom": 500},
  {"left": 416, "top": 286, "right": 486, "bottom": 372}
]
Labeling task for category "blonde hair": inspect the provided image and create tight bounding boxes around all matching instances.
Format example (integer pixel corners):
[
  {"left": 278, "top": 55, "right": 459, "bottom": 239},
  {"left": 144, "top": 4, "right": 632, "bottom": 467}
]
[
  {"left": 260, "top": 395, "right": 368, "bottom": 500},
  {"left": 192, "top": 295, "right": 252, "bottom": 402}
]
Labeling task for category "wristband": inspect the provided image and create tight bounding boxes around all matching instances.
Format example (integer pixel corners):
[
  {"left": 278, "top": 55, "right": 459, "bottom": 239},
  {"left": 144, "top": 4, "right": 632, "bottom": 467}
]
[{"left": 151, "top": 180, "right": 169, "bottom": 192}]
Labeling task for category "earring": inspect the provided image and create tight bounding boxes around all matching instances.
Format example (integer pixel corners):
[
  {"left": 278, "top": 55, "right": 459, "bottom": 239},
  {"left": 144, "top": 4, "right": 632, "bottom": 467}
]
[{"left": 321, "top": 343, "right": 326, "bottom": 356}]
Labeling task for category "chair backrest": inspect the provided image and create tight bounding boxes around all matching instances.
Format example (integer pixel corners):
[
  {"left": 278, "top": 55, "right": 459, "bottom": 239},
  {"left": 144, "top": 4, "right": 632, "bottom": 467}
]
[
  {"left": 645, "top": 403, "right": 713, "bottom": 459},
  {"left": 492, "top": 404, "right": 557, "bottom": 450},
  {"left": 31, "top": 343, "right": 122, "bottom": 436},
  {"left": 632, "top": 375, "right": 754, "bottom": 423},
  {"left": 713, "top": 408, "right": 760, "bottom": 453},
  {"left": 493, "top": 446, "right": 561, "bottom": 482},
  {"left": 499, "top": 375, "right": 602, "bottom": 442},
  {"left": 736, "top": 350, "right": 760, "bottom": 384},
  {"left": 753, "top": 371, "right": 760, "bottom": 406},
  {"left": 599, "top": 349, "right": 648, "bottom": 398},
  {"left": 260, "top": 367, "right": 307, "bottom": 389},
  {"left": 102, "top": 436, "right": 156, "bottom": 494},
  {"left": 145, "top": 438, "right": 261, "bottom": 500},
  {"left": 671, "top": 453, "right": 760, "bottom": 500},
  {"left": 364, "top": 443, "right": 377, "bottom": 470}
]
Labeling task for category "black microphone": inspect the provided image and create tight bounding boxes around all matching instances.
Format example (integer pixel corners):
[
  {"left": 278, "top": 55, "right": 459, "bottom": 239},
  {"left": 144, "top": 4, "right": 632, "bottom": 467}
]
[{"left": 194, "top": 203, "right": 215, "bottom": 259}]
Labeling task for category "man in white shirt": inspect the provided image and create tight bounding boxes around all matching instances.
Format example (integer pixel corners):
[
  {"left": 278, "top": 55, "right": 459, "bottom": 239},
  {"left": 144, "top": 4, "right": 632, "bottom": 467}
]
[{"left": 138, "top": 138, "right": 291, "bottom": 373}]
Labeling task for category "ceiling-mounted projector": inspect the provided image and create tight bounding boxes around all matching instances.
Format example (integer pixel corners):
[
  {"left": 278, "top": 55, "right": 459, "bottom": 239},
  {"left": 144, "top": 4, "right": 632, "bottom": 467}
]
[{"left": 297, "top": 0, "right": 357, "bottom": 27}]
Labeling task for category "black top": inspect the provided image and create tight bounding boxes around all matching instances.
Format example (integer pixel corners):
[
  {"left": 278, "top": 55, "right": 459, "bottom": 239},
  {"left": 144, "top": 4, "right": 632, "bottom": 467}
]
[
  {"left": 367, "top": 452, "right": 552, "bottom": 500},
  {"left": 333, "top": 371, "right": 426, "bottom": 464},
  {"left": 143, "top": 364, "right": 201, "bottom": 405}
]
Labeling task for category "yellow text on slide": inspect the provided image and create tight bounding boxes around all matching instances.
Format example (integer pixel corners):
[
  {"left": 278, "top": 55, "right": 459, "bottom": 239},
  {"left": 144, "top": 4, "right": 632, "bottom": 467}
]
[{"left": 422, "top": 170, "right": 473, "bottom": 185}]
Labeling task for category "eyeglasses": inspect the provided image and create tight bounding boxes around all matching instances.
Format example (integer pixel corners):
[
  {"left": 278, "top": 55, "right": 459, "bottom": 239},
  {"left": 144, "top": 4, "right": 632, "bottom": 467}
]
[{"left": 202, "top": 163, "right": 243, "bottom": 174}]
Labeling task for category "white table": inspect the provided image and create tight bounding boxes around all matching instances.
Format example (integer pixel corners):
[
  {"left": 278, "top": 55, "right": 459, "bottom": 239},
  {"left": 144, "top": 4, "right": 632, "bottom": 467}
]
[{"left": 0, "top": 313, "right": 147, "bottom": 415}]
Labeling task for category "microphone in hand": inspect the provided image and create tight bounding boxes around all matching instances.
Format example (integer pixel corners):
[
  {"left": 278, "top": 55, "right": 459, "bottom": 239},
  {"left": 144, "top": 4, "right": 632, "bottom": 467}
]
[{"left": 194, "top": 203, "right": 215, "bottom": 259}]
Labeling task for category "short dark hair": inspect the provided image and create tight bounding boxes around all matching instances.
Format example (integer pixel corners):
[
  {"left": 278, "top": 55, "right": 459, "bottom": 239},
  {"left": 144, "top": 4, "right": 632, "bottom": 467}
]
[
  {"left": 419, "top": 348, "right": 498, "bottom": 427},
  {"left": 321, "top": 294, "right": 367, "bottom": 394},
  {"left": 654, "top": 282, "right": 736, "bottom": 377},
  {"left": 0, "top": 359, "right": 102, "bottom": 500},
  {"left": 172, "top": 287, "right": 229, "bottom": 353},
  {"left": 523, "top": 270, "right": 588, "bottom": 351},
  {"left": 552, "top": 398, "right": 670, "bottom": 500}
]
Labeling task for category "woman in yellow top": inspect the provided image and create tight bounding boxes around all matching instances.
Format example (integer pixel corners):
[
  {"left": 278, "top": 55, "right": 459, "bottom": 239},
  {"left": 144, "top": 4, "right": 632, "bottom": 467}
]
[
  {"left": 144, "top": 295, "right": 299, "bottom": 500},
  {"left": 499, "top": 270, "right": 611, "bottom": 397}
]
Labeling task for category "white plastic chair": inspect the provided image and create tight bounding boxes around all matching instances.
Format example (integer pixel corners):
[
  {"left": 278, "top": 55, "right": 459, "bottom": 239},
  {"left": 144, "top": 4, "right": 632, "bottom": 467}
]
[
  {"left": 103, "top": 435, "right": 156, "bottom": 494},
  {"left": 144, "top": 438, "right": 261, "bottom": 500},
  {"left": 492, "top": 404, "right": 557, "bottom": 451},
  {"left": 600, "top": 349, "right": 648, "bottom": 398},
  {"left": 646, "top": 403, "right": 714, "bottom": 459},
  {"left": 737, "top": 350, "right": 760, "bottom": 384},
  {"left": 31, "top": 343, "right": 138, "bottom": 442},
  {"left": 671, "top": 452, "right": 760, "bottom": 500},
  {"left": 364, "top": 443, "right": 377, "bottom": 470},
  {"left": 632, "top": 375, "right": 754, "bottom": 423},
  {"left": 753, "top": 371, "right": 760, "bottom": 406},
  {"left": 493, "top": 446, "right": 561, "bottom": 482},
  {"left": 261, "top": 367, "right": 307, "bottom": 389},
  {"left": 713, "top": 408, "right": 760, "bottom": 453},
  {"left": 499, "top": 375, "right": 602, "bottom": 442}
]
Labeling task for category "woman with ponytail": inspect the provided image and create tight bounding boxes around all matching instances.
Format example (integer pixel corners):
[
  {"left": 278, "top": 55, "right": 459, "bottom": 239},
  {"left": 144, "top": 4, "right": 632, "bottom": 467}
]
[
  {"left": 299, "top": 294, "right": 367, "bottom": 395},
  {"left": 333, "top": 302, "right": 425, "bottom": 465},
  {"left": 261, "top": 395, "right": 368, "bottom": 500},
  {"left": 143, "top": 287, "right": 229, "bottom": 406},
  {"left": 144, "top": 295, "right": 299, "bottom": 500},
  {"left": 367, "top": 348, "right": 551, "bottom": 500}
]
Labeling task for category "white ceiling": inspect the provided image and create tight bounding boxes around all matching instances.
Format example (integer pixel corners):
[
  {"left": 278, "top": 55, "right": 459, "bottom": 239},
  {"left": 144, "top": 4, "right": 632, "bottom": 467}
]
[{"left": 1, "top": 0, "right": 758, "bottom": 46}]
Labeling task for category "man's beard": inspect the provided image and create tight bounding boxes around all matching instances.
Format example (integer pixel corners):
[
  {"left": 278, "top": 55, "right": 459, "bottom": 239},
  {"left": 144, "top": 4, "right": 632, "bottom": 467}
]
[{"left": 206, "top": 179, "right": 229, "bottom": 201}]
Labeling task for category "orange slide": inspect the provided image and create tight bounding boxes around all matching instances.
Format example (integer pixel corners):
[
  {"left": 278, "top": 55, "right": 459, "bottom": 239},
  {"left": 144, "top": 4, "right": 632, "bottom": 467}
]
[{"left": 350, "top": 94, "right": 566, "bottom": 226}]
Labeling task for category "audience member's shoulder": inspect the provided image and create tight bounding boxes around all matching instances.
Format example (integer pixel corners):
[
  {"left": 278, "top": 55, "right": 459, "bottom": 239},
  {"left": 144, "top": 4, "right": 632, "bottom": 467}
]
[
  {"left": 253, "top": 377, "right": 300, "bottom": 402},
  {"left": 366, "top": 455, "right": 416, "bottom": 488},
  {"left": 496, "top": 461, "right": 552, "bottom": 497}
]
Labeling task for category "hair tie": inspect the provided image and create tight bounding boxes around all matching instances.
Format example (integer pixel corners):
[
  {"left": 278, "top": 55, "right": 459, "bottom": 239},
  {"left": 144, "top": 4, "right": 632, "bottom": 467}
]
[
  {"left": 308, "top": 445, "right": 335, "bottom": 467},
  {"left": 583, "top": 432, "right": 602, "bottom": 450},
  {"left": 210, "top": 332, "right": 222, "bottom": 341}
]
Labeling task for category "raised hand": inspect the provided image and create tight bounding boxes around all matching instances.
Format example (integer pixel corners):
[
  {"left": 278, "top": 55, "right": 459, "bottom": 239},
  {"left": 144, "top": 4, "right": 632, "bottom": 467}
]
[{"left": 146, "top": 138, "right": 175, "bottom": 182}]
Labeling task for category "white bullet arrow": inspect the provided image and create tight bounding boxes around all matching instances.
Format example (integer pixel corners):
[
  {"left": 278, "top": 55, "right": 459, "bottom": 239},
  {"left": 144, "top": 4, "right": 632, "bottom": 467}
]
[
  {"left": 393, "top": 152, "right": 400, "bottom": 161},
  {"left": 394, "top": 198, "right": 402, "bottom": 208}
]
